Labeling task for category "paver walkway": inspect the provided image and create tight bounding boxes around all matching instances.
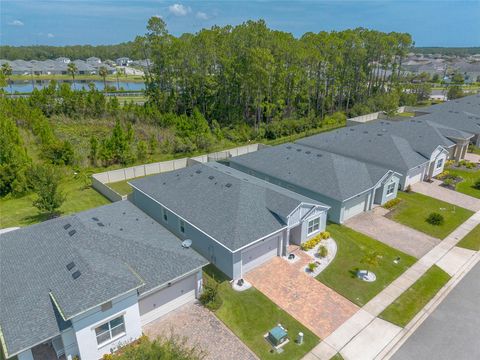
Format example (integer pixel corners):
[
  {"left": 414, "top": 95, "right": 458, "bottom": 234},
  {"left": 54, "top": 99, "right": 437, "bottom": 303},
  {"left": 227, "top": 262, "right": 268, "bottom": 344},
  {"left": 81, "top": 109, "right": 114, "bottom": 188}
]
[
  {"left": 412, "top": 179, "right": 480, "bottom": 212},
  {"left": 346, "top": 207, "right": 440, "bottom": 258},
  {"left": 144, "top": 301, "right": 257, "bottom": 360},
  {"left": 245, "top": 257, "right": 359, "bottom": 339},
  {"left": 304, "top": 210, "right": 480, "bottom": 360}
]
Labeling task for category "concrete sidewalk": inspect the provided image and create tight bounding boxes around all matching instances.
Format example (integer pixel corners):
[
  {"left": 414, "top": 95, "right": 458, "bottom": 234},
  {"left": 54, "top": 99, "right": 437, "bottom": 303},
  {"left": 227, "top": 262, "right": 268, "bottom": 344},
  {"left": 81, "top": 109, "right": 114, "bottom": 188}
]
[{"left": 303, "top": 210, "right": 480, "bottom": 360}]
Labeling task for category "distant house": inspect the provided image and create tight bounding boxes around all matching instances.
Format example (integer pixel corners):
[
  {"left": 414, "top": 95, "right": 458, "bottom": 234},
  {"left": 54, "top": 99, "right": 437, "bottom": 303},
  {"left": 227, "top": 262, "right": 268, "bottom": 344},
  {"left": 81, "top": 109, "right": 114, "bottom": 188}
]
[
  {"left": 86, "top": 56, "right": 101, "bottom": 64},
  {"left": 130, "top": 162, "right": 330, "bottom": 279},
  {"left": 55, "top": 57, "right": 71, "bottom": 64},
  {"left": 229, "top": 143, "right": 401, "bottom": 223},
  {"left": 116, "top": 57, "right": 132, "bottom": 66},
  {"left": 0, "top": 201, "right": 207, "bottom": 360}
]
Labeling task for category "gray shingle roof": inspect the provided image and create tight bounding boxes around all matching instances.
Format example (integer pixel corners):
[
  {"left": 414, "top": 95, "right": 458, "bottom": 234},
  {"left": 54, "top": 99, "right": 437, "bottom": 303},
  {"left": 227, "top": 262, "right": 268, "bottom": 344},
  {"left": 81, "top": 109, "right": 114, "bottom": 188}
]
[
  {"left": 229, "top": 143, "right": 393, "bottom": 202},
  {"left": 416, "top": 108, "right": 480, "bottom": 135},
  {"left": 423, "top": 93, "right": 480, "bottom": 116},
  {"left": 0, "top": 201, "right": 207, "bottom": 357},
  {"left": 130, "top": 163, "right": 327, "bottom": 252},
  {"left": 297, "top": 127, "right": 428, "bottom": 173}
]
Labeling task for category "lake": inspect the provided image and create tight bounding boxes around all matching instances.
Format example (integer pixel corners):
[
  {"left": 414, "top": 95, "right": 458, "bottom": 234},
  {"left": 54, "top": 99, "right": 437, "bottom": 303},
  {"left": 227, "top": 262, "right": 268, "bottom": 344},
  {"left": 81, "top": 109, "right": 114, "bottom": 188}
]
[{"left": 4, "top": 80, "right": 145, "bottom": 93}]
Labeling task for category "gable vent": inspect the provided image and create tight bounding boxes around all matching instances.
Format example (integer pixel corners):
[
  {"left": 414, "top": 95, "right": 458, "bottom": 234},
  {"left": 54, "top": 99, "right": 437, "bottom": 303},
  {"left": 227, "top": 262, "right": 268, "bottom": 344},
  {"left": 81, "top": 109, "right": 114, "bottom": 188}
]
[
  {"left": 72, "top": 270, "right": 81, "bottom": 280},
  {"left": 66, "top": 262, "right": 75, "bottom": 271},
  {"left": 63, "top": 223, "right": 71, "bottom": 230},
  {"left": 68, "top": 230, "right": 76, "bottom": 237}
]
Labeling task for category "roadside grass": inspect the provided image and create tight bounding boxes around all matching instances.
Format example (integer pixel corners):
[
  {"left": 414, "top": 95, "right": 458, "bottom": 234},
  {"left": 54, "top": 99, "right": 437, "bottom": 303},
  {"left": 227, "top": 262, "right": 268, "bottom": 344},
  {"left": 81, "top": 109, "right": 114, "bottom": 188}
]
[
  {"left": 445, "top": 167, "right": 480, "bottom": 199},
  {"left": 330, "top": 353, "right": 344, "bottom": 360},
  {"left": 204, "top": 265, "right": 319, "bottom": 360},
  {"left": 456, "top": 224, "right": 480, "bottom": 251},
  {"left": 379, "top": 265, "right": 451, "bottom": 327},
  {"left": 389, "top": 192, "right": 473, "bottom": 239},
  {"left": 0, "top": 175, "right": 110, "bottom": 228},
  {"left": 316, "top": 224, "right": 417, "bottom": 307}
]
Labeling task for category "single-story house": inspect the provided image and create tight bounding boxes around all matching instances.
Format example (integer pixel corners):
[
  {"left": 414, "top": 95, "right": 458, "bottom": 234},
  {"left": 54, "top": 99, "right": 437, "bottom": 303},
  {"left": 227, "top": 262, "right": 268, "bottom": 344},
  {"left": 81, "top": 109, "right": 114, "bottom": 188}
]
[
  {"left": 297, "top": 128, "right": 430, "bottom": 190},
  {"left": 0, "top": 201, "right": 207, "bottom": 360},
  {"left": 116, "top": 57, "right": 132, "bottom": 66},
  {"left": 130, "top": 162, "right": 330, "bottom": 280},
  {"left": 229, "top": 143, "right": 401, "bottom": 223}
]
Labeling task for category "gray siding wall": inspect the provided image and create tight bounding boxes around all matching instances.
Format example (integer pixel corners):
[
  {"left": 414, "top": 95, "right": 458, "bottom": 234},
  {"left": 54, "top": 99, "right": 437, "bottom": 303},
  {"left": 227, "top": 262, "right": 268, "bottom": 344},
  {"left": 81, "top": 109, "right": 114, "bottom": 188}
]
[
  {"left": 374, "top": 174, "right": 400, "bottom": 204},
  {"left": 230, "top": 163, "right": 343, "bottom": 223},
  {"left": 131, "top": 190, "right": 235, "bottom": 278}
]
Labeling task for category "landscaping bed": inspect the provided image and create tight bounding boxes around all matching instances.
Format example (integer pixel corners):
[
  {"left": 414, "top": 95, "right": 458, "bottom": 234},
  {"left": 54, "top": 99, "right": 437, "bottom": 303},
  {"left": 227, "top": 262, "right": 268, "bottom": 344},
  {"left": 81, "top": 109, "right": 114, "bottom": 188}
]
[
  {"left": 203, "top": 265, "right": 319, "bottom": 360},
  {"left": 387, "top": 192, "right": 473, "bottom": 239},
  {"left": 456, "top": 224, "right": 480, "bottom": 251},
  {"left": 379, "top": 265, "right": 451, "bottom": 327},
  {"left": 315, "top": 224, "right": 416, "bottom": 307},
  {"left": 443, "top": 168, "right": 480, "bottom": 199}
]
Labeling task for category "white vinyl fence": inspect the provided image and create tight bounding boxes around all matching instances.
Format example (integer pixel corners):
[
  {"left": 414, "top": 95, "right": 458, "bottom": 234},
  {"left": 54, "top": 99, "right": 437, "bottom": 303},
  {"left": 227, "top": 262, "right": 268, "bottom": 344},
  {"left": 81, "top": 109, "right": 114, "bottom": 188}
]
[{"left": 92, "top": 143, "right": 265, "bottom": 202}]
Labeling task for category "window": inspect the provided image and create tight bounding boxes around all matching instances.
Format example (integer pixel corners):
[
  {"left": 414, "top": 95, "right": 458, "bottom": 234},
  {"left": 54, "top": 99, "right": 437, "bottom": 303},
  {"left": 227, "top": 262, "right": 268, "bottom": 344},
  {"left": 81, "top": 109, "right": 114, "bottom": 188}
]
[
  {"left": 162, "top": 208, "right": 168, "bottom": 222},
  {"left": 95, "top": 316, "right": 125, "bottom": 346},
  {"left": 436, "top": 158, "right": 444, "bottom": 169},
  {"left": 307, "top": 217, "right": 320, "bottom": 235},
  {"left": 386, "top": 182, "right": 396, "bottom": 196},
  {"left": 179, "top": 219, "right": 185, "bottom": 233}
]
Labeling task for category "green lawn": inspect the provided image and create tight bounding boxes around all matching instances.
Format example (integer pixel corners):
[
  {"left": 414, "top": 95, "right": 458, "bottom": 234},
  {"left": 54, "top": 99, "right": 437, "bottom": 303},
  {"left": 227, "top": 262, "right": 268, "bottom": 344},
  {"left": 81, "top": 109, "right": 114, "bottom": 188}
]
[
  {"left": 316, "top": 224, "right": 417, "bottom": 307},
  {"left": 389, "top": 192, "right": 473, "bottom": 239},
  {"left": 108, "top": 179, "right": 137, "bottom": 195},
  {"left": 0, "top": 175, "right": 110, "bottom": 228},
  {"left": 330, "top": 353, "right": 344, "bottom": 360},
  {"left": 456, "top": 224, "right": 480, "bottom": 251},
  {"left": 379, "top": 265, "right": 451, "bottom": 327},
  {"left": 204, "top": 265, "right": 319, "bottom": 360},
  {"left": 446, "top": 168, "right": 480, "bottom": 199},
  {"left": 397, "top": 112, "right": 415, "bottom": 117}
]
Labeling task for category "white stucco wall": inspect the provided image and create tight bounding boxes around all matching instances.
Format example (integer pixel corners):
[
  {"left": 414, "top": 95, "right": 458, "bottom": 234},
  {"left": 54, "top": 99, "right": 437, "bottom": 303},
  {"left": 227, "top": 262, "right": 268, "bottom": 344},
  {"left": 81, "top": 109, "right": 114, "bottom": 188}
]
[{"left": 72, "top": 290, "right": 142, "bottom": 360}]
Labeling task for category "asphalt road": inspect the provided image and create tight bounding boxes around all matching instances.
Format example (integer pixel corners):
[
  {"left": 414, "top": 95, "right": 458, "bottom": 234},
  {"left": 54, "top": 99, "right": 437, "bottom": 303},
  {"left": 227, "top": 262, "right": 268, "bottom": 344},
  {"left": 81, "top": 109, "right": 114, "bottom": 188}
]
[{"left": 392, "top": 261, "right": 480, "bottom": 360}]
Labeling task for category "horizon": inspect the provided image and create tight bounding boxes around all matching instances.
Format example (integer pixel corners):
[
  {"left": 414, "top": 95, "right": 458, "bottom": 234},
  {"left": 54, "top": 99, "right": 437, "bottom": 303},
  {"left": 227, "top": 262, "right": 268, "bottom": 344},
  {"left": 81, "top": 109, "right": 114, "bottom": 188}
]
[{"left": 1, "top": 0, "right": 479, "bottom": 48}]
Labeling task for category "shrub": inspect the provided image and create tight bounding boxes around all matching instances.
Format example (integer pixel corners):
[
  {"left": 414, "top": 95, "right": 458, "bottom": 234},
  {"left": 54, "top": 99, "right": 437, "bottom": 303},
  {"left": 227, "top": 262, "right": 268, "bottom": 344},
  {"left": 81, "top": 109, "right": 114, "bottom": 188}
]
[
  {"left": 436, "top": 170, "right": 449, "bottom": 180},
  {"left": 308, "top": 262, "right": 317, "bottom": 272},
  {"left": 321, "top": 231, "right": 330, "bottom": 239},
  {"left": 443, "top": 178, "right": 455, "bottom": 187},
  {"left": 465, "top": 161, "right": 476, "bottom": 169},
  {"left": 383, "top": 198, "right": 401, "bottom": 209},
  {"left": 300, "top": 231, "right": 330, "bottom": 250},
  {"left": 426, "top": 212, "right": 444, "bottom": 226},
  {"left": 318, "top": 245, "right": 328, "bottom": 258},
  {"left": 405, "top": 185, "right": 412, "bottom": 193},
  {"left": 199, "top": 279, "right": 222, "bottom": 311},
  {"left": 474, "top": 178, "right": 480, "bottom": 190}
]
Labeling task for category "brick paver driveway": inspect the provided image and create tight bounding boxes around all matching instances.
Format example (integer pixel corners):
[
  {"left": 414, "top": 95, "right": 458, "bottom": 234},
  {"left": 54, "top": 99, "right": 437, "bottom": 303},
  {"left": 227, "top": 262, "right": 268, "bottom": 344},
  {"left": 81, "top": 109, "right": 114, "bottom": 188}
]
[
  {"left": 144, "top": 301, "right": 257, "bottom": 360},
  {"left": 412, "top": 179, "right": 480, "bottom": 212},
  {"left": 244, "top": 257, "right": 358, "bottom": 339},
  {"left": 346, "top": 207, "right": 440, "bottom": 258}
]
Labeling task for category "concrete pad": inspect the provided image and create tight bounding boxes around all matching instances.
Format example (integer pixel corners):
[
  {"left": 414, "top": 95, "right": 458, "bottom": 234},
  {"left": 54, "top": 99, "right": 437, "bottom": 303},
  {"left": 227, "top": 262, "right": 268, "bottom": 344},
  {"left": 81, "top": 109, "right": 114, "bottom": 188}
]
[
  {"left": 309, "top": 341, "right": 338, "bottom": 360},
  {"left": 390, "top": 274, "right": 417, "bottom": 291},
  {"left": 340, "top": 318, "right": 402, "bottom": 360},
  {"left": 363, "top": 291, "right": 397, "bottom": 316},
  {"left": 324, "top": 309, "right": 375, "bottom": 351},
  {"left": 436, "top": 247, "right": 477, "bottom": 276}
]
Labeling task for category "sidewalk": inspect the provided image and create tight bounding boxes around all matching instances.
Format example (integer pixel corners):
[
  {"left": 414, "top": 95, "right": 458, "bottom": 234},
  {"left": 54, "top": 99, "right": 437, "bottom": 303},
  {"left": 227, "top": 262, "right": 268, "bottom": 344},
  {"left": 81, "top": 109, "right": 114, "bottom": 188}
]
[{"left": 303, "top": 210, "right": 480, "bottom": 360}]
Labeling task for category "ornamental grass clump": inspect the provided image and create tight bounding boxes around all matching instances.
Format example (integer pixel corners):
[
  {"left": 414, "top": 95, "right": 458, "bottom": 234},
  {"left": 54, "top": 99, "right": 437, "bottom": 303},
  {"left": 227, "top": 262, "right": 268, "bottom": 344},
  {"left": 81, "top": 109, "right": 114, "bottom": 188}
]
[{"left": 426, "top": 212, "right": 444, "bottom": 226}]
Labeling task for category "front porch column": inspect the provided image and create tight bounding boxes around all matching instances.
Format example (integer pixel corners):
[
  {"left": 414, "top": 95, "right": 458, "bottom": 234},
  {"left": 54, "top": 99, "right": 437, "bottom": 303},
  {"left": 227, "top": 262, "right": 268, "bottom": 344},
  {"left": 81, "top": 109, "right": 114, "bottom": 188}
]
[
  {"left": 284, "top": 228, "right": 290, "bottom": 256},
  {"left": 17, "top": 349, "right": 34, "bottom": 360},
  {"left": 460, "top": 143, "right": 468, "bottom": 159}
]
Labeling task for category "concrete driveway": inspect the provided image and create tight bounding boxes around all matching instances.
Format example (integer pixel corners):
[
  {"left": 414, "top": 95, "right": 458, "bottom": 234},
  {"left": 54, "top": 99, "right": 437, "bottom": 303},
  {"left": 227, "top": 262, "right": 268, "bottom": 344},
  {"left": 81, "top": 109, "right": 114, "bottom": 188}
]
[
  {"left": 412, "top": 179, "right": 480, "bottom": 212},
  {"left": 345, "top": 207, "right": 441, "bottom": 258},
  {"left": 144, "top": 301, "right": 257, "bottom": 360},
  {"left": 244, "top": 257, "right": 359, "bottom": 339}
]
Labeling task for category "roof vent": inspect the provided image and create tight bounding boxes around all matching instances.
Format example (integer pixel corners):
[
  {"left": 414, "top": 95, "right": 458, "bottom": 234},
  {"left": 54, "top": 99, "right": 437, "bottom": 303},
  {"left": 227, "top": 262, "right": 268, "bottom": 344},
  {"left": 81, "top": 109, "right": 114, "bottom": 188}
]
[
  {"left": 68, "top": 230, "right": 76, "bottom": 237},
  {"left": 316, "top": 154, "right": 322, "bottom": 157},
  {"left": 363, "top": 131, "right": 368, "bottom": 134},
  {"left": 296, "top": 148, "right": 302, "bottom": 152},
  {"left": 92, "top": 217, "right": 99, "bottom": 221},
  {"left": 97, "top": 222, "right": 104, "bottom": 227},
  {"left": 66, "top": 262, "right": 75, "bottom": 271},
  {"left": 63, "top": 223, "right": 71, "bottom": 230},
  {"left": 208, "top": 175, "right": 215, "bottom": 180},
  {"left": 182, "top": 239, "right": 192, "bottom": 248},
  {"left": 377, "top": 133, "right": 383, "bottom": 136},
  {"left": 286, "top": 145, "right": 292, "bottom": 149},
  {"left": 72, "top": 270, "right": 81, "bottom": 280},
  {"left": 350, "top": 128, "right": 355, "bottom": 131},
  {"left": 162, "top": 182, "right": 166, "bottom": 185},
  {"left": 225, "top": 183, "right": 232, "bottom": 188},
  {"left": 195, "top": 170, "right": 202, "bottom": 174}
]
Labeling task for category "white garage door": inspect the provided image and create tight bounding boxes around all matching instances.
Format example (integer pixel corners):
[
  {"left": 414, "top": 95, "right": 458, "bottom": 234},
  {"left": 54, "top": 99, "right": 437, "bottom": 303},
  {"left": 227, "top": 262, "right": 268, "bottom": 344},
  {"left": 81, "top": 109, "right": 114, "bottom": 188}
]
[
  {"left": 242, "top": 235, "right": 280, "bottom": 274},
  {"left": 343, "top": 195, "right": 367, "bottom": 221},
  {"left": 405, "top": 167, "right": 424, "bottom": 187},
  {"left": 139, "top": 274, "right": 196, "bottom": 326}
]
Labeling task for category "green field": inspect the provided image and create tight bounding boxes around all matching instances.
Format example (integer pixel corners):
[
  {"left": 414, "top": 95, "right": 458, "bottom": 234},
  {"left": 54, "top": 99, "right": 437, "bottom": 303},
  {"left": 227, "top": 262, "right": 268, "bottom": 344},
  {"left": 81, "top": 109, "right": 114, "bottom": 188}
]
[
  {"left": 204, "top": 265, "right": 319, "bottom": 360},
  {"left": 389, "top": 192, "right": 473, "bottom": 239},
  {"left": 456, "top": 224, "right": 480, "bottom": 251},
  {"left": 380, "top": 265, "right": 450, "bottom": 327},
  {"left": 316, "top": 224, "right": 417, "bottom": 307}
]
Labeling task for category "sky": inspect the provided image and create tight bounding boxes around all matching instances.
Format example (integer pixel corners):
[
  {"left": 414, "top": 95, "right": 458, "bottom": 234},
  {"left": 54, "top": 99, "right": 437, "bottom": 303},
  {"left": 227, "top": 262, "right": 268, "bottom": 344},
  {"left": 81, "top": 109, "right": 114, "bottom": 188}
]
[{"left": 1, "top": 0, "right": 479, "bottom": 47}]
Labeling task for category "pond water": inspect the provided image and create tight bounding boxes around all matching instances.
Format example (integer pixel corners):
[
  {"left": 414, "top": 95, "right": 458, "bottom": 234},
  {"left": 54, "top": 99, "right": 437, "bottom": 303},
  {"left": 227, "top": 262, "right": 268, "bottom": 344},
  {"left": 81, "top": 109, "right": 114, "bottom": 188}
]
[{"left": 4, "top": 80, "right": 145, "bottom": 93}]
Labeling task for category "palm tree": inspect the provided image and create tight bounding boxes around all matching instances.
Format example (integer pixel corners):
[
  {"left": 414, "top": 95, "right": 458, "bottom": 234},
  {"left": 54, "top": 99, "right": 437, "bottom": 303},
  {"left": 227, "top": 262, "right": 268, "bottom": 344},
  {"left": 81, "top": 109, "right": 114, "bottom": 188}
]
[
  {"left": 67, "top": 62, "right": 78, "bottom": 89},
  {"left": 1, "top": 63, "right": 13, "bottom": 94},
  {"left": 115, "top": 67, "right": 125, "bottom": 90},
  {"left": 99, "top": 66, "right": 108, "bottom": 91}
]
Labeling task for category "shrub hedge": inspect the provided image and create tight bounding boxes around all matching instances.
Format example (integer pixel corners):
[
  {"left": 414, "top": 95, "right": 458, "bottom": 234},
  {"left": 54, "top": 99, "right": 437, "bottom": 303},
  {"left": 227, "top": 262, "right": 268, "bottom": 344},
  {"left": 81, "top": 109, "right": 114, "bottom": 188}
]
[{"left": 301, "top": 231, "right": 330, "bottom": 250}]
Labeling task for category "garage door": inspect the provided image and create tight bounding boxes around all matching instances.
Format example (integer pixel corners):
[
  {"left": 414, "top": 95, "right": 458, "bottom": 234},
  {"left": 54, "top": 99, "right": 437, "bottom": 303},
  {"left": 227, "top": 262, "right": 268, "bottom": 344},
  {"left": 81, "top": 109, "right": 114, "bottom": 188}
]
[
  {"left": 139, "top": 274, "right": 196, "bottom": 326},
  {"left": 242, "top": 235, "right": 280, "bottom": 274},
  {"left": 405, "top": 167, "right": 424, "bottom": 187},
  {"left": 343, "top": 195, "right": 367, "bottom": 221}
]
